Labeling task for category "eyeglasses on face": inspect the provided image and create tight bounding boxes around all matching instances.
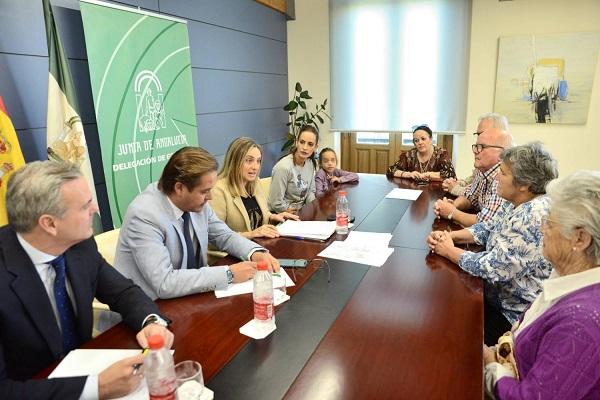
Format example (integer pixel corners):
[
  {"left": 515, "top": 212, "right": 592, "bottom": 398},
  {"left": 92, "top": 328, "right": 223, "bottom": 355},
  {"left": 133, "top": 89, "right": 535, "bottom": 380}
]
[{"left": 471, "top": 143, "right": 504, "bottom": 154}]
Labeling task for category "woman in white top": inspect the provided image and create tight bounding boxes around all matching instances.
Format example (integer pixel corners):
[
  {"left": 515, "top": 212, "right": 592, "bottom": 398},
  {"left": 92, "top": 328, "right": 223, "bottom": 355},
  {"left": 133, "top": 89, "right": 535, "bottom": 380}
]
[{"left": 268, "top": 125, "right": 318, "bottom": 213}]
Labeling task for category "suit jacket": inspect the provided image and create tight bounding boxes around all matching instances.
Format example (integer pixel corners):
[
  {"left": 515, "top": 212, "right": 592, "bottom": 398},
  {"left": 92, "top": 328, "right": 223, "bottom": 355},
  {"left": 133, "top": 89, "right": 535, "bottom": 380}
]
[
  {"left": 210, "top": 178, "right": 273, "bottom": 233},
  {"left": 115, "top": 183, "right": 261, "bottom": 299},
  {"left": 0, "top": 226, "right": 160, "bottom": 400}
]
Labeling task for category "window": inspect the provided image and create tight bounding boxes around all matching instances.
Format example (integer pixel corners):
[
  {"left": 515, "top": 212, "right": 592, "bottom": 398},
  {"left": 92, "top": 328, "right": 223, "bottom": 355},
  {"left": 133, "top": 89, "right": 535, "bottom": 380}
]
[{"left": 330, "top": 0, "right": 471, "bottom": 133}]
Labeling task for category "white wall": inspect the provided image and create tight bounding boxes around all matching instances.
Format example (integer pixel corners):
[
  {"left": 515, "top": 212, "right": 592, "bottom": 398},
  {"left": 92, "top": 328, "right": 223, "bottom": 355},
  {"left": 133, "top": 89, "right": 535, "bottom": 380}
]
[
  {"left": 288, "top": 0, "right": 600, "bottom": 177},
  {"left": 459, "top": 0, "right": 600, "bottom": 178},
  {"left": 286, "top": 0, "right": 333, "bottom": 149}
]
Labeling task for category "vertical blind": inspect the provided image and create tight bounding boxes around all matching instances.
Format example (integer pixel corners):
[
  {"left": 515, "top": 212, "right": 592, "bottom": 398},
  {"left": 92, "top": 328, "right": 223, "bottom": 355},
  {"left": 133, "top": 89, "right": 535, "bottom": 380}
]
[{"left": 329, "top": 0, "right": 471, "bottom": 132}]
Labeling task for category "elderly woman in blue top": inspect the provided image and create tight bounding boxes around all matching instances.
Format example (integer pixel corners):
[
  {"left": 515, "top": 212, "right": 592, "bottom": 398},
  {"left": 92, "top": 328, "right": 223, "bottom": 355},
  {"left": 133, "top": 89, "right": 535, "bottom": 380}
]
[{"left": 427, "top": 142, "right": 558, "bottom": 345}]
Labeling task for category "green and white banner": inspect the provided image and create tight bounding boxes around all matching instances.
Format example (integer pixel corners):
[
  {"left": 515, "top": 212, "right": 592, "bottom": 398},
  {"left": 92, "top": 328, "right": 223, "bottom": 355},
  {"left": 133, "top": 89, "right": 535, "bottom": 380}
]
[{"left": 80, "top": 0, "right": 198, "bottom": 227}]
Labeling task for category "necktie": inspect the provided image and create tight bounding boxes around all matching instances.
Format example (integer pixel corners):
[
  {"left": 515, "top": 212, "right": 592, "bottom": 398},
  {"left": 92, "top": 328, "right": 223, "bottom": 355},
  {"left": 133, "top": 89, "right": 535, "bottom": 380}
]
[
  {"left": 50, "top": 255, "right": 78, "bottom": 354},
  {"left": 182, "top": 212, "right": 198, "bottom": 269}
]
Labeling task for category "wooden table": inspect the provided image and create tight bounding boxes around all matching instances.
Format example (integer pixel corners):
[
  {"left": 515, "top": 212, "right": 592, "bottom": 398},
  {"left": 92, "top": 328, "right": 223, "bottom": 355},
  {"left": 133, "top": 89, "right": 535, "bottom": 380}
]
[{"left": 78, "top": 174, "right": 483, "bottom": 399}]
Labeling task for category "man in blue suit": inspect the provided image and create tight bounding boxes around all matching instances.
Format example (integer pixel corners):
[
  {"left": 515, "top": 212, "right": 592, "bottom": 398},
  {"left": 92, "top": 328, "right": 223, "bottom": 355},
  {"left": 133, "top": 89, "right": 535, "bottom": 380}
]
[
  {"left": 0, "top": 161, "right": 173, "bottom": 399},
  {"left": 115, "top": 146, "right": 280, "bottom": 299}
]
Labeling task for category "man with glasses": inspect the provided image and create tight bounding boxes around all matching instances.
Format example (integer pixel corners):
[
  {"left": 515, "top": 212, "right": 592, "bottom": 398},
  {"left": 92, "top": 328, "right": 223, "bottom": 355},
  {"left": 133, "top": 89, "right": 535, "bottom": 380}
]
[
  {"left": 434, "top": 127, "right": 514, "bottom": 227},
  {"left": 442, "top": 113, "right": 509, "bottom": 196}
]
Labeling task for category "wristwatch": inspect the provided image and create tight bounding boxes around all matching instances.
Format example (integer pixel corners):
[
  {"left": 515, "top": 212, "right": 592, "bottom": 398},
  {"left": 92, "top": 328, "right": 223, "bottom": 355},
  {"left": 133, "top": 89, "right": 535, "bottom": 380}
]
[
  {"left": 143, "top": 314, "right": 170, "bottom": 328},
  {"left": 225, "top": 266, "right": 234, "bottom": 284}
]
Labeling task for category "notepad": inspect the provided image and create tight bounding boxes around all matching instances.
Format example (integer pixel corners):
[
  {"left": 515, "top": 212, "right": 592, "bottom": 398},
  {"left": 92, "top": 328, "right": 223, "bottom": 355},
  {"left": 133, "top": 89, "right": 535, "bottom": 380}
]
[
  {"left": 385, "top": 188, "right": 423, "bottom": 200},
  {"left": 214, "top": 268, "right": 295, "bottom": 299}
]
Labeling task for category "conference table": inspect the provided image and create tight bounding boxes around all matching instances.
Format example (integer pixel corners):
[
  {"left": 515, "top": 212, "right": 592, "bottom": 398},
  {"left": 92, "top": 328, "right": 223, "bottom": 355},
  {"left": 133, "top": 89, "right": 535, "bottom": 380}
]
[{"left": 77, "top": 173, "right": 484, "bottom": 399}]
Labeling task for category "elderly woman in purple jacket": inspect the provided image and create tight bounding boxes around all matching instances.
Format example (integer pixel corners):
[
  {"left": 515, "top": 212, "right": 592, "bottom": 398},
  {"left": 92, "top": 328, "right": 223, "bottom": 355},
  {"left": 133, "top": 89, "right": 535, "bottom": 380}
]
[
  {"left": 315, "top": 148, "right": 358, "bottom": 196},
  {"left": 483, "top": 170, "right": 600, "bottom": 399}
]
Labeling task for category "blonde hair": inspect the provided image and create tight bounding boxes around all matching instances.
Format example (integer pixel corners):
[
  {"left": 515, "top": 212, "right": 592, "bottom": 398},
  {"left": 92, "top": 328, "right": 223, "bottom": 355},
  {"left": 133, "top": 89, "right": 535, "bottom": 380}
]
[{"left": 218, "top": 137, "right": 262, "bottom": 198}]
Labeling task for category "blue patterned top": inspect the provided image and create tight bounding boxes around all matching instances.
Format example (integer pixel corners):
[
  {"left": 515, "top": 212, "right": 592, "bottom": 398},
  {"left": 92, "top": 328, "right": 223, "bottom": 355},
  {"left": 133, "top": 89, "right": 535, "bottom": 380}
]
[{"left": 458, "top": 196, "right": 553, "bottom": 324}]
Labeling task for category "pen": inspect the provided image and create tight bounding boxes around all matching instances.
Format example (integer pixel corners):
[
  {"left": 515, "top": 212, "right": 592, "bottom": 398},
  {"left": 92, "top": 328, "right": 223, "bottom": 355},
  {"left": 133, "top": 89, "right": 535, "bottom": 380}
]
[{"left": 132, "top": 348, "right": 149, "bottom": 375}]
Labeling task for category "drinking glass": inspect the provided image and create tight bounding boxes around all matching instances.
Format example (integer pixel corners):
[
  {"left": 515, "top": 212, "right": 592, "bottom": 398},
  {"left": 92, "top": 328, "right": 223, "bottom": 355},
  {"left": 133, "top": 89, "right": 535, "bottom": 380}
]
[{"left": 175, "top": 361, "right": 204, "bottom": 399}]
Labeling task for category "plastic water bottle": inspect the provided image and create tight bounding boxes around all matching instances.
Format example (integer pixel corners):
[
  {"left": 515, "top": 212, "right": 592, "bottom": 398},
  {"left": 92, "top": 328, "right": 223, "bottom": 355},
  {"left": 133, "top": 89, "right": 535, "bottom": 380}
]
[
  {"left": 253, "top": 261, "right": 275, "bottom": 329},
  {"left": 336, "top": 190, "right": 349, "bottom": 234},
  {"left": 145, "top": 335, "right": 177, "bottom": 400}
]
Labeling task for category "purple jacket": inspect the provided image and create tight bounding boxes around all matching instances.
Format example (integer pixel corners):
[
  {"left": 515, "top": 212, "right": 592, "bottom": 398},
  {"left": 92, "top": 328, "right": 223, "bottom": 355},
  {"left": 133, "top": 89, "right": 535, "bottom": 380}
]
[
  {"left": 496, "top": 283, "right": 600, "bottom": 399},
  {"left": 315, "top": 168, "right": 359, "bottom": 196}
]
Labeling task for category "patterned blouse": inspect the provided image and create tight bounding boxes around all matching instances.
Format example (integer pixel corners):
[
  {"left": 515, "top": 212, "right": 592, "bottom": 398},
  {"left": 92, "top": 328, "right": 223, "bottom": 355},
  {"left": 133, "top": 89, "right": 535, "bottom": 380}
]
[
  {"left": 464, "top": 163, "right": 506, "bottom": 223},
  {"left": 386, "top": 146, "right": 456, "bottom": 179},
  {"left": 458, "top": 196, "right": 553, "bottom": 324}
]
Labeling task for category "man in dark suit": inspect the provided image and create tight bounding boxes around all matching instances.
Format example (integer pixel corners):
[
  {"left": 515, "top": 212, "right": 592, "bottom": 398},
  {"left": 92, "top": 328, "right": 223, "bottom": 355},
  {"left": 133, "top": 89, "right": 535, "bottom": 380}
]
[{"left": 0, "top": 161, "right": 174, "bottom": 399}]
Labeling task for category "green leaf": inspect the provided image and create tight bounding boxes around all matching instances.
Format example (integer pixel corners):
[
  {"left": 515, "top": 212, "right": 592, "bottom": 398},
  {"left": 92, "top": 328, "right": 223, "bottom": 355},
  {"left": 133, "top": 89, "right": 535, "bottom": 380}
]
[
  {"left": 299, "top": 91, "right": 311, "bottom": 99},
  {"left": 295, "top": 82, "right": 302, "bottom": 92},
  {"left": 286, "top": 122, "right": 292, "bottom": 126},
  {"left": 281, "top": 137, "right": 295, "bottom": 152},
  {"left": 316, "top": 115, "right": 324, "bottom": 124},
  {"left": 299, "top": 101, "right": 306, "bottom": 109},
  {"left": 323, "top": 98, "right": 328, "bottom": 106},
  {"left": 283, "top": 101, "right": 298, "bottom": 111}
]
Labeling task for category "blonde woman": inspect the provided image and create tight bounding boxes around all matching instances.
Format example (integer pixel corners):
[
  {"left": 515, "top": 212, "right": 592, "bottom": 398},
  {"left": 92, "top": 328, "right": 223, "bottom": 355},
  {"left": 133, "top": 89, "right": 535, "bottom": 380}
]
[{"left": 211, "top": 137, "right": 298, "bottom": 239}]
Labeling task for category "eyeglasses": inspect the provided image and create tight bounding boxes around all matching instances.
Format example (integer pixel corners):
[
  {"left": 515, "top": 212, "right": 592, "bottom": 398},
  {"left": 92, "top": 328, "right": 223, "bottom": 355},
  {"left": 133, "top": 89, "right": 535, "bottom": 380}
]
[
  {"left": 411, "top": 123, "right": 429, "bottom": 131},
  {"left": 541, "top": 215, "right": 558, "bottom": 228},
  {"left": 471, "top": 144, "right": 504, "bottom": 154}
]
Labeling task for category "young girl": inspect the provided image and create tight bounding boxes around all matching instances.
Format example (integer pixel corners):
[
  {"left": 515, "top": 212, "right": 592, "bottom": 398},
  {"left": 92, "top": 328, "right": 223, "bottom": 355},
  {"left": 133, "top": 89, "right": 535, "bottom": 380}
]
[
  {"left": 315, "top": 147, "right": 358, "bottom": 196},
  {"left": 268, "top": 125, "right": 319, "bottom": 213}
]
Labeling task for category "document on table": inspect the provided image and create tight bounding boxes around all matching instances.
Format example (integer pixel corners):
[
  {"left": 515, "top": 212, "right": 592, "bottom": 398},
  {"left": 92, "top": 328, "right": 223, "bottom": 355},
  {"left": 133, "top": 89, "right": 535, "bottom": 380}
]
[
  {"left": 385, "top": 188, "right": 422, "bottom": 201},
  {"left": 215, "top": 268, "right": 295, "bottom": 298},
  {"left": 276, "top": 220, "right": 336, "bottom": 240},
  {"left": 49, "top": 349, "right": 173, "bottom": 400},
  {"left": 317, "top": 230, "right": 394, "bottom": 267}
]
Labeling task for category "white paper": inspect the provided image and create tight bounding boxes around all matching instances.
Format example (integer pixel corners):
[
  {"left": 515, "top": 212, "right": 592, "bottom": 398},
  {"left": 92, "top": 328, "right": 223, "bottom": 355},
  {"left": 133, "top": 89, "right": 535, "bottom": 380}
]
[
  {"left": 239, "top": 318, "right": 276, "bottom": 339},
  {"left": 214, "top": 268, "right": 295, "bottom": 298},
  {"left": 385, "top": 188, "right": 422, "bottom": 200},
  {"left": 276, "top": 220, "right": 336, "bottom": 240},
  {"left": 345, "top": 231, "right": 393, "bottom": 248},
  {"left": 318, "top": 240, "right": 394, "bottom": 267}
]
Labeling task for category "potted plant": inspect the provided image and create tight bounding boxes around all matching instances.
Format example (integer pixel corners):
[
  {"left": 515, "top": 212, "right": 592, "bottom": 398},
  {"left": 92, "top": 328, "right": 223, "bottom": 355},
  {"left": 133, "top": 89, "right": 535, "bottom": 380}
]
[{"left": 281, "top": 82, "right": 331, "bottom": 152}]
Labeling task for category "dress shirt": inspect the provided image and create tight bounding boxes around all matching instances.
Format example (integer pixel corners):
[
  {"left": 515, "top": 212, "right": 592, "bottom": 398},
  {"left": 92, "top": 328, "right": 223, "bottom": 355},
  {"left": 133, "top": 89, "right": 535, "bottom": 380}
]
[
  {"left": 15, "top": 234, "right": 98, "bottom": 400},
  {"left": 464, "top": 163, "right": 505, "bottom": 223},
  {"left": 166, "top": 197, "right": 265, "bottom": 265}
]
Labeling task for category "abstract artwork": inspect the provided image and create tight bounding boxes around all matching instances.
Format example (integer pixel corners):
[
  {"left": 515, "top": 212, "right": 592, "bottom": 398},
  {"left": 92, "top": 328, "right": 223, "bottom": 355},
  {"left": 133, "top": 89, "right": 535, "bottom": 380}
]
[{"left": 494, "top": 32, "right": 600, "bottom": 124}]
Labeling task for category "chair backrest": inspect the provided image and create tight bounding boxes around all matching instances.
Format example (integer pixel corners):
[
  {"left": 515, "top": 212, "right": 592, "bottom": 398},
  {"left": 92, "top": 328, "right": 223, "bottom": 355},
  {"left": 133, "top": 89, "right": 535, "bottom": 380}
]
[
  {"left": 259, "top": 176, "right": 272, "bottom": 195},
  {"left": 94, "top": 228, "right": 121, "bottom": 265}
]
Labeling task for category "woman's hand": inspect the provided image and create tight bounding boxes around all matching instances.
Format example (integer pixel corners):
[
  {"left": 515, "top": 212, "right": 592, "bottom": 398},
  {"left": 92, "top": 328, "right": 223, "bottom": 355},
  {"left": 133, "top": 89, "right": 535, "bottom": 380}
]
[
  {"left": 483, "top": 344, "right": 498, "bottom": 365},
  {"left": 270, "top": 212, "right": 300, "bottom": 223},
  {"left": 427, "top": 230, "right": 454, "bottom": 257},
  {"left": 250, "top": 224, "right": 280, "bottom": 239}
]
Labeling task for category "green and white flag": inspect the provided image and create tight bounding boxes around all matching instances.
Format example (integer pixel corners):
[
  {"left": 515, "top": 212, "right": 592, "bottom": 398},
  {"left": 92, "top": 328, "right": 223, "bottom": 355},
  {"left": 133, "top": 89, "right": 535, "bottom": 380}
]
[
  {"left": 43, "top": 0, "right": 102, "bottom": 232},
  {"left": 80, "top": 0, "right": 198, "bottom": 227}
]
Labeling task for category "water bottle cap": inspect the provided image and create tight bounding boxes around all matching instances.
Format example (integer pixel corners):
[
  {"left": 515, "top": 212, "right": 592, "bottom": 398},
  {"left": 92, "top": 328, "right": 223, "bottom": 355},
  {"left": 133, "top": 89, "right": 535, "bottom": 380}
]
[
  {"left": 257, "top": 261, "right": 268, "bottom": 271},
  {"left": 338, "top": 190, "right": 346, "bottom": 196},
  {"left": 147, "top": 334, "right": 165, "bottom": 350}
]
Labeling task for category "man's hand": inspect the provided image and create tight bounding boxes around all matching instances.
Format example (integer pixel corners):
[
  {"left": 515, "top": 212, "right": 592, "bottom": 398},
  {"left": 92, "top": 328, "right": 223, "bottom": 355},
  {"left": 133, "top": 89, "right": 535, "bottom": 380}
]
[
  {"left": 433, "top": 197, "right": 455, "bottom": 219},
  {"left": 426, "top": 230, "right": 455, "bottom": 258},
  {"left": 136, "top": 323, "right": 174, "bottom": 349},
  {"left": 98, "top": 354, "right": 145, "bottom": 400},
  {"left": 229, "top": 261, "right": 257, "bottom": 282},
  {"left": 442, "top": 178, "right": 457, "bottom": 192},
  {"left": 251, "top": 251, "right": 280, "bottom": 273}
]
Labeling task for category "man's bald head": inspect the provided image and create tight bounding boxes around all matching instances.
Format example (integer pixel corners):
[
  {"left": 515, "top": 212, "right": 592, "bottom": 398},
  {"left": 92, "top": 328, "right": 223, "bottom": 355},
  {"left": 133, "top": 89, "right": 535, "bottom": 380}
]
[{"left": 473, "top": 128, "right": 514, "bottom": 171}]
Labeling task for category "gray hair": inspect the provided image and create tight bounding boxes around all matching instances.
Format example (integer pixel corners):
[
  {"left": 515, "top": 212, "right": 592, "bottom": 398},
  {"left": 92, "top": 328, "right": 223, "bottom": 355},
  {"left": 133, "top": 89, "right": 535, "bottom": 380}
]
[
  {"left": 500, "top": 142, "right": 558, "bottom": 194},
  {"left": 546, "top": 170, "right": 600, "bottom": 265},
  {"left": 6, "top": 161, "right": 82, "bottom": 233},
  {"left": 478, "top": 112, "right": 510, "bottom": 131}
]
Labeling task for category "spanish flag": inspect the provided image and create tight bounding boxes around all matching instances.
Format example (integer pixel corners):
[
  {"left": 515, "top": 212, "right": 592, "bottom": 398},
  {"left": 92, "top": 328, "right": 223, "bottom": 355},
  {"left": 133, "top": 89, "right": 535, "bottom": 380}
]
[{"left": 0, "top": 96, "right": 26, "bottom": 226}]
